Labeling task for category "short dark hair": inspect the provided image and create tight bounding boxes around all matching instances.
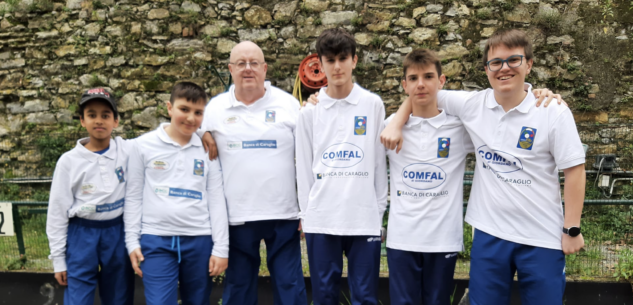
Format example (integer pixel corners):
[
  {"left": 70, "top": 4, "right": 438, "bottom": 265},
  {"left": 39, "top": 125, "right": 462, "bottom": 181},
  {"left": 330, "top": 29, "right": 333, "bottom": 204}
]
[
  {"left": 170, "top": 82, "right": 207, "bottom": 104},
  {"left": 79, "top": 99, "right": 117, "bottom": 119},
  {"left": 402, "top": 49, "right": 442, "bottom": 79},
  {"left": 483, "top": 28, "right": 533, "bottom": 67},
  {"left": 316, "top": 28, "right": 357, "bottom": 59}
]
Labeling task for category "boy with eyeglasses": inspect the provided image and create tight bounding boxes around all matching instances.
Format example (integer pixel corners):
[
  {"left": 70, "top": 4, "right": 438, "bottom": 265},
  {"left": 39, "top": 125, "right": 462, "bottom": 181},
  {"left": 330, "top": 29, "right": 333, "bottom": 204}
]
[{"left": 382, "top": 28, "right": 586, "bottom": 305}]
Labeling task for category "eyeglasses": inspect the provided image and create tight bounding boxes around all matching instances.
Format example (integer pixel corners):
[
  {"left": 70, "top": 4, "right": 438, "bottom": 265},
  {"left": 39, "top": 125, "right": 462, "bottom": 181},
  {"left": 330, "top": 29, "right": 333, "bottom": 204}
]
[
  {"left": 486, "top": 55, "right": 524, "bottom": 72},
  {"left": 229, "top": 61, "right": 265, "bottom": 70}
]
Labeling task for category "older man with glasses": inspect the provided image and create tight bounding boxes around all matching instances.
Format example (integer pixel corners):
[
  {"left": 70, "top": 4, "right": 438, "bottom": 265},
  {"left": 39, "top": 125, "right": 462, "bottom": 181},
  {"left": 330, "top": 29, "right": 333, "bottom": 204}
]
[{"left": 198, "top": 41, "right": 307, "bottom": 305}]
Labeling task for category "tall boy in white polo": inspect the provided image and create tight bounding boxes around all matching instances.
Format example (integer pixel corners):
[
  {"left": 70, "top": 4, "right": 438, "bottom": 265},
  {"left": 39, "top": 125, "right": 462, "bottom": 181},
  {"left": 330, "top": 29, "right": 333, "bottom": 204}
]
[
  {"left": 295, "top": 28, "right": 388, "bottom": 305},
  {"left": 382, "top": 29, "right": 586, "bottom": 305}
]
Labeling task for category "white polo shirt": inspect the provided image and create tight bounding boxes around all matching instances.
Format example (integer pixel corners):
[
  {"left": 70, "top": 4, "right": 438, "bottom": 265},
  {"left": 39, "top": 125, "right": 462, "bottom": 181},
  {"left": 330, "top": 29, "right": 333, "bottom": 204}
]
[
  {"left": 47, "top": 137, "right": 131, "bottom": 272},
  {"left": 439, "top": 85, "right": 586, "bottom": 250},
  {"left": 124, "top": 123, "right": 229, "bottom": 258},
  {"left": 199, "top": 82, "right": 300, "bottom": 223},
  {"left": 385, "top": 111, "right": 474, "bottom": 253},
  {"left": 296, "top": 84, "right": 388, "bottom": 236}
]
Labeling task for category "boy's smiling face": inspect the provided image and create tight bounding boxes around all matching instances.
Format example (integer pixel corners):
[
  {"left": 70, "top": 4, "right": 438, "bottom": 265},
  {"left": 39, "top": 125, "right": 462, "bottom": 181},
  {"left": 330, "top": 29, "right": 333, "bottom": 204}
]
[
  {"left": 402, "top": 64, "right": 446, "bottom": 108},
  {"left": 320, "top": 53, "right": 358, "bottom": 88},
  {"left": 485, "top": 45, "right": 532, "bottom": 94},
  {"left": 167, "top": 98, "right": 205, "bottom": 138},
  {"left": 80, "top": 100, "right": 119, "bottom": 141}
]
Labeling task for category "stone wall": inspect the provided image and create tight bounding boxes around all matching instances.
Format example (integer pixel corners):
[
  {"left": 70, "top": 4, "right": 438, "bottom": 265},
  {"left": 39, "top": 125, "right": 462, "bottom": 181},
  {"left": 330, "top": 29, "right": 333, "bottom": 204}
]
[{"left": 0, "top": 0, "right": 632, "bottom": 177}]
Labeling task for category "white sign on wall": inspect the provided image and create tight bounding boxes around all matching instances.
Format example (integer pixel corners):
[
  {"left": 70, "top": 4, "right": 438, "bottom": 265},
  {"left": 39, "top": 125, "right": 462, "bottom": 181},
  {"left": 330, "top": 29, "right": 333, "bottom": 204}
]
[{"left": 0, "top": 202, "right": 15, "bottom": 236}]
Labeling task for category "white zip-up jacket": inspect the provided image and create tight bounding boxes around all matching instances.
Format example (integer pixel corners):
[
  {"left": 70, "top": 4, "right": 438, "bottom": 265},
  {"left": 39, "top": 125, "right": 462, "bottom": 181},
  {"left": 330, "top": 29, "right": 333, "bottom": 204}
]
[
  {"left": 124, "top": 124, "right": 229, "bottom": 258},
  {"left": 296, "top": 84, "right": 388, "bottom": 236},
  {"left": 46, "top": 137, "right": 131, "bottom": 272}
]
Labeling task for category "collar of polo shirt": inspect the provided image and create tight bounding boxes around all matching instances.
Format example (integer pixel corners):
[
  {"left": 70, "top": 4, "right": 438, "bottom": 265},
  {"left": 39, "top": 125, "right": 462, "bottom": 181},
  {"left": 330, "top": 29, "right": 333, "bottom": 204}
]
[
  {"left": 75, "top": 137, "right": 117, "bottom": 162},
  {"left": 319, "top": 84, "right": 362, "bottom": 109},
  {"left": 405, "top": 109, "right": 447, "bottom": 129},
  {"left": 485, "top": 83, "right": 535, "bottom": 114},
  {"left": 156, "top": 123, "right": 203, "bottom": 148},
  {"left": 226, "top": 81, "right": 272, "bottom": 108}
]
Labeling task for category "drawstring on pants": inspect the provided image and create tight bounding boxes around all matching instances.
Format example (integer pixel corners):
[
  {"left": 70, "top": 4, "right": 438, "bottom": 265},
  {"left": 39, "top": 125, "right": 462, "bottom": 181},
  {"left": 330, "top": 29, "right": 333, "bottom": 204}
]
[{"left": 171, "top": 236, "right": 181, "bottom": 263}]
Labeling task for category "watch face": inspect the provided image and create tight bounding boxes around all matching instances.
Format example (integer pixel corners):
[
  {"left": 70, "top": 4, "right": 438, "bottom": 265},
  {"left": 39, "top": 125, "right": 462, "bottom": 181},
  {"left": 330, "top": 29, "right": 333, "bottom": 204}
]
[{"left": 568, "top": 227, "right": 581, "bottom": 237}]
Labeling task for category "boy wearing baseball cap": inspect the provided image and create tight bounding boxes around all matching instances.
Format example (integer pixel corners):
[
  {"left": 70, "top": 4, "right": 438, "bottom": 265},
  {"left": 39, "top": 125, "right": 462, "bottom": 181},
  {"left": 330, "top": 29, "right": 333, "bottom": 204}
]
[{"left": 46, "top": 88, "right": 135, "bottom": 304}]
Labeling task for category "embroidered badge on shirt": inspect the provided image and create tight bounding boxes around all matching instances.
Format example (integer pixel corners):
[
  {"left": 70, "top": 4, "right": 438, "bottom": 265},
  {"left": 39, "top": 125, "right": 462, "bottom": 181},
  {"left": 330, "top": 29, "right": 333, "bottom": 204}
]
[
  {"left": 354, "top": 116, "right": 367, "bottom": 135},
  {"left": 193, "top": 159, "right": 204, "bottom": 176},
  {"left": 397, "top": 190, "right": 402, "bottom": 196},
  {"left": 115, "top": 166, "right": 125, "bottom": 183},
  {"left": 224, "top": 115, "right": 240, "bottom": 125},
  {"left": 266, "top": 110, "right": 276, "bottom": 123},
  {"left": 151, "top": 160, "right": 169, "bottom": 170},
  {"left": 517, "top": 127, "right": 537, "bottom": 150},
  {"left": 81, "top": 184, "right": 96, "bottom": 195},
  {"left": 438, "top": 137, "right": 450, "bottom": 158},
  {"left": 317, "top": 173, "right": 322, "bottom": 180}
]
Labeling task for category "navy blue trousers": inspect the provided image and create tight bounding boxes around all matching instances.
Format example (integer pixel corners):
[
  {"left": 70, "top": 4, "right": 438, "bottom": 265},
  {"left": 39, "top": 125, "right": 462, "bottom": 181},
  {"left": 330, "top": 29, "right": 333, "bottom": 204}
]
[
  {"left": 305, "top": 233, "right": 381, "bottom": 305},
  {"left": 140, "top": 234, "right": 214, "bottom": 305},
  {"left": 387, "top": 248, "right": 458, "bottom": 305},
  {"left": 222, "top": 219, "right": 306, "bottom": 305},
  {"left": 469, "top": 229, "right": 566, "bottom": 305},
  {"left": 64, "top": 216, "right": 134, "bottom": 305}
]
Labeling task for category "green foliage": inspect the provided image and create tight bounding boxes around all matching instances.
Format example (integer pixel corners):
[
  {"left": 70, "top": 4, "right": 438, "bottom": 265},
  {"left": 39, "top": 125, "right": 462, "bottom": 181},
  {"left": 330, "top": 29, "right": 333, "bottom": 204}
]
[
  {"left": 475, "top": 8, "right": 493, "bottom": 20},
  {"left": 93, "top": 0, "right": 107, "bottom": 9},
  {"left": 402, "top": 36, "right": 414, "bottom": 45},
  {"left": 313, "top": 18, "right": 322, "bottom": 26},
  {"left": 534, "top": 9, "right": 562, "bottom": 29},
  {"left": 351, "top": 16, "right": 363, "bottom": 27},
  {"left": 370, "top": 36, "right": 384, "bottom": 48},
  {"left": 272, "top": 18, "right": 290, "bottom": 26},
  {"left": 32, "top": 190, "right": 50, "bottom": 201},
  {"left": 614, "top": 248, "right": 633, "bottom": 281},
  {"left": 0, "top": 184, "right": 20, "bottom": 201},
  {"left": 436, "top": 24, "right": 449, "bottom": 38},
  {"left": 220, "top": 27, "right": 234, "bottom": 37},
  {"left": 35, "top": 136, "right": 74, "bottom": 168},
  {"left": 88, "top": 73, "right": 107, "bottom": 87}
]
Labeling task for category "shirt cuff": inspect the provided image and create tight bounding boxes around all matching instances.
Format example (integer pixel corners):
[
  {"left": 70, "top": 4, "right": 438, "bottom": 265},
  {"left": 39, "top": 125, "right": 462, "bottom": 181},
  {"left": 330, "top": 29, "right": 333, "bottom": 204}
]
[
  {"left": 126, "top": 241, "right": 141, "bottom": 255},
  {"left": 52, "top": 257, "right": 67, "bottom": 273},
  {"left": 211, "top": 242, "right": 229, "bottom": 258}
]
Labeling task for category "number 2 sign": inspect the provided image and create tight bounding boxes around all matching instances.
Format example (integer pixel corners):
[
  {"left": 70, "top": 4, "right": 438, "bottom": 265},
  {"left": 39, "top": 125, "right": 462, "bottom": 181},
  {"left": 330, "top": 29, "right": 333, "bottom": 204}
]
[{"left": 0, "top": 202, "right": 15, "bottom": 236}]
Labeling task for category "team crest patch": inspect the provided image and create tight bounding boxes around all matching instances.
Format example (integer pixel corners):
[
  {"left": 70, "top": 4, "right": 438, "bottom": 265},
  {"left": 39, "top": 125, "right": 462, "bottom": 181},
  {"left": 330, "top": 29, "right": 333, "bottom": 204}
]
[
  {"left": 397, "top": 190, "right": 402, "bottom": 196},
  {"left": 193, "top": 159, "right": 204, "bottom": 176},
  {"left": 115, "top": 166, "right": 125, "bottom": 183},
  {"left": 354, "top": 116, "right": 367, "bottom": 135},
  {"left": 265, "top": 110, "right": 276, "bottom": 123},
  {"left": 224, "top": 115, "right": 239, "bottom": 125},
  {"left": 317, "top": 173, "right": 323, "bottom": 180},
  {"left": 437, "top": 138, "right": 450, "bottom": 158},
  {"left": 517, "top": 127, "right": 537, "bottom": 150}
]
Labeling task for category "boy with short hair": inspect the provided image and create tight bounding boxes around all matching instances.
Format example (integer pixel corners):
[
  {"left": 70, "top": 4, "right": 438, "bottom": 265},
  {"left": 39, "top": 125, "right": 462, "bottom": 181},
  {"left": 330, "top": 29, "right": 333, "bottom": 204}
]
[
  {"left": 46, "top": 88, "right": 134, "bottom": 304},
  {"left": 124, "top": 82, "right": 229, "bottom": 304},
  {"left": 295, "top": 28, "right": 388, "bottom": 305},
  {"left": 385, "top": 49, "right": 473, "bottom": 305},
  {"left": 384, "top": 28, "right": 586, "bottom": 305}
]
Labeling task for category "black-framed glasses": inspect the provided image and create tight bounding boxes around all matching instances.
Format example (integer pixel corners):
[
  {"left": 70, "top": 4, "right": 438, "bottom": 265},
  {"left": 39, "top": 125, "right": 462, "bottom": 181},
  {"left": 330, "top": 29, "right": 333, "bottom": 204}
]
[
  {"left": 486, "top": 55, "right": 524, "bottom": 72},
  {"left": 229, "top": 61, "right": 265, "bottom": 70}
]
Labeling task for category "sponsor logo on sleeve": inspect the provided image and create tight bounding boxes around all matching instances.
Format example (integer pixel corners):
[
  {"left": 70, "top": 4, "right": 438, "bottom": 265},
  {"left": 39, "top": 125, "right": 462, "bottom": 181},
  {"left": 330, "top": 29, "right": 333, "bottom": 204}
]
[
  {"left": 321, "top": 142, "right": 364, "bottom": 168},
  {"left": 402, "top": 163, "right": 447, "bottom": 190},
  {"left": 438, "top": 137, "right": 450, "bottom": 158},
  {"left": 115, "top": 166, "right": 125, "bottom": 183},
  {"left": 266, "top": 110, "right": 276, "bottom": 123},
  {"left": 517, "top": 127, "right": 537, "bottom": 150},
  {"left": 193, "top": 159, "right": 204, "bottom": 176},
  {"left": 367, "top": 237, "right": 381, "bottom": 242},
  {"left": 354, "top": 116, "right": 367, "bottom": 135},
  {"left": 150, "top": 160, "right": 170, "bottom": 170}
]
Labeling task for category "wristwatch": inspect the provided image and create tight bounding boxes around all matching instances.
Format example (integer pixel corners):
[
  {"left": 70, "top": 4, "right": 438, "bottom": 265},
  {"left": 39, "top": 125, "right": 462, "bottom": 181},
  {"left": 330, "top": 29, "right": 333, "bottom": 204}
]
[{"left": 563, "top": 226, "right": 581, "bottom": 237}]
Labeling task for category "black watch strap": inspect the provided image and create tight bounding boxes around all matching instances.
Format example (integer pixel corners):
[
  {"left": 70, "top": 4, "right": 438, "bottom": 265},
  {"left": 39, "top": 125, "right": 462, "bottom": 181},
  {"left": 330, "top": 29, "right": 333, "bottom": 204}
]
[{"left": 563, "top": 226, "right": 581, "bottom": 237}]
